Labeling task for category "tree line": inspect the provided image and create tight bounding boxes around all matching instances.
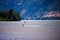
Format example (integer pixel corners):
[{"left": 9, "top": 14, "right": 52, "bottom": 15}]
[{"left": 0, "top": 8, "right": 21, "bottom": 21}]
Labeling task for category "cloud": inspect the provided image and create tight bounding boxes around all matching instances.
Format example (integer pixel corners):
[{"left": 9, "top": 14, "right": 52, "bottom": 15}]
[
  {"left": 20, "top": 9, "right": 26, "bottom": 16},
  {"left": 17, "top": 2, "right": 22, "bottom": 5},
  {"left": 56, "top": 12, "right": 60, "bottom": 17},
  {"left": 37, "top": 0, "right": 45, "bottom": 4},
  {"left": 34, "top": 12, "right": 41, "bottom": 18},
  {"left": 43, "top": 11, "right": 60, "bottom": 17}
]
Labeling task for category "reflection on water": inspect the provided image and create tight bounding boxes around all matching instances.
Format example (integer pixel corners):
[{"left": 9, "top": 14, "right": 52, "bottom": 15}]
[{"left": 0, "top": 20, "right": 60, "bottom": 40}]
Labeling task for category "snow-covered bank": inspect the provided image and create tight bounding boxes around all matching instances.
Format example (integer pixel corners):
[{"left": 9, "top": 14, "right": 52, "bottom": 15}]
[
  {"left": 0, "top": 20, "right": 60, "bottom": 25},
  {"left": 0, "top": 20, "right": 60, "bottom": 40}
]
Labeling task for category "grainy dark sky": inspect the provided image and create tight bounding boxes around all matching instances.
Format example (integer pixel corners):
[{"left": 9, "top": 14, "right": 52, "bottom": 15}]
[{"left": 0, "top": 0, "right": 60, "bottom": 20}]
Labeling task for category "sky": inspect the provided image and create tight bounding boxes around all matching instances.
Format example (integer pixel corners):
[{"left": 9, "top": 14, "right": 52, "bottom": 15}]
[{"left": 0, "top": 0, "right": 60, "bottom": 20}]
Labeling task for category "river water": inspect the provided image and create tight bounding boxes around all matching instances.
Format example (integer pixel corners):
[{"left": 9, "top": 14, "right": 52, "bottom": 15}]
[{"left": 0, "top": 20, "right": 60, "bottom": 40}]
